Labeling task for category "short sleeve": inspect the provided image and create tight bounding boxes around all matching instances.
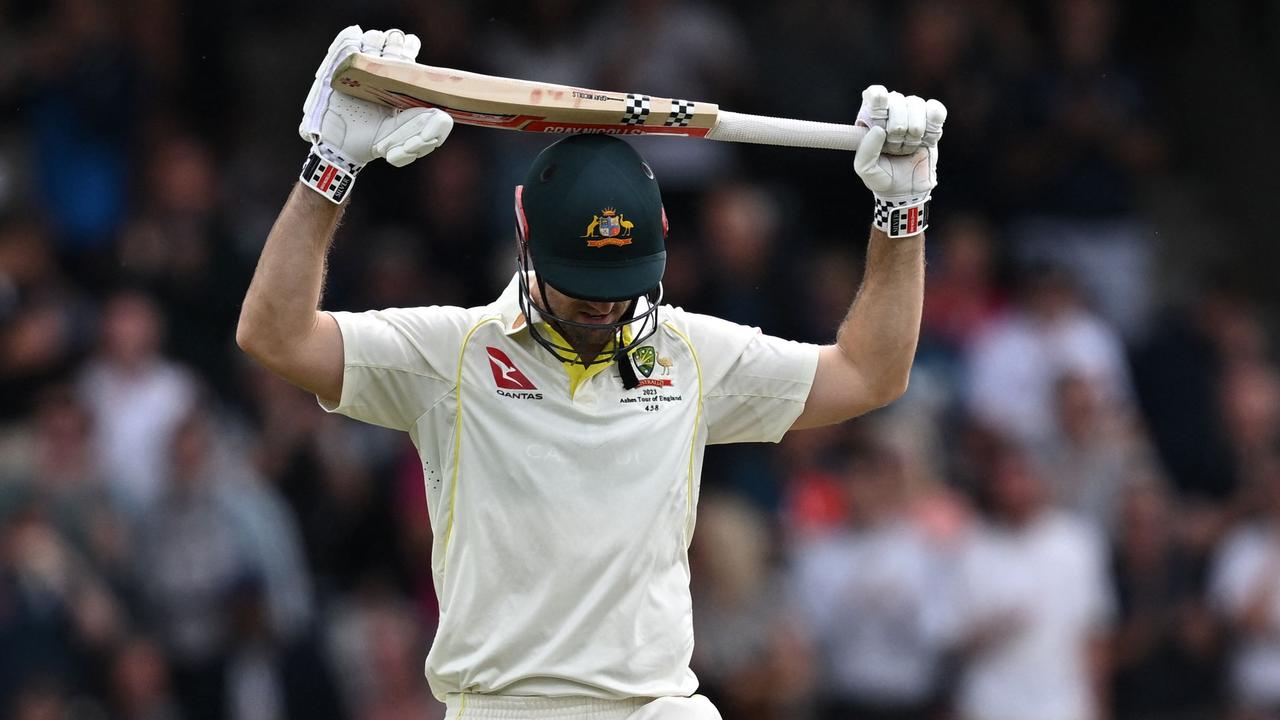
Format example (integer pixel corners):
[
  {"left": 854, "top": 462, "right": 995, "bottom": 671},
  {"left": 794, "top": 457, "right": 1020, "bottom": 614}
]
[
  {"left": 320, "top": 306, "right": 475, "bottom": 431},
  {"left": 670, "top": 309, "right": 819, "bottom": 445}
]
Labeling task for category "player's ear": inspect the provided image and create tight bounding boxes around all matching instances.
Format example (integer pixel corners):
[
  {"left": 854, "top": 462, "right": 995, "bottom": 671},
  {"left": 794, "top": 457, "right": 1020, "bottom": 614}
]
[
  {"left": 514, "top": 184, "right": 530, "bottom": 245},
  {"left": 661, "top": 205, "right": 669, "bottom": 238}
]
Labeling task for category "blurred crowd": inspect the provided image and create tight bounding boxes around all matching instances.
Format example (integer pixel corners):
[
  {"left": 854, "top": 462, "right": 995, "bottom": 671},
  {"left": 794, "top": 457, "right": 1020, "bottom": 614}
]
[{"left": 2, "top": 1, "right": 1279, "bottom": 719}]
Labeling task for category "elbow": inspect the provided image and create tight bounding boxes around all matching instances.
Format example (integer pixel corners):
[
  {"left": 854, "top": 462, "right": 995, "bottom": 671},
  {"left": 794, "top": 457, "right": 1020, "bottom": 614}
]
[
  {"left": 235, "top": 320, "right": 252, "bottom": 354},
  {"left": 873, "top": 384, "right": 908, "bottom": 411},
  {"left": 870, "top": 368, "right": 912, "bottom": 409},
  {"left": 235, "top": 314, "right": 268, "bottom": 361}
]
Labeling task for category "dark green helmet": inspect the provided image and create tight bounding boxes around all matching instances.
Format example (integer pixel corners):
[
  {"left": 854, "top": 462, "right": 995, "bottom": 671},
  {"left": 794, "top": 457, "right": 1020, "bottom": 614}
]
[{"left": 518, "top": 134, "right": 667, "bottom": 300}]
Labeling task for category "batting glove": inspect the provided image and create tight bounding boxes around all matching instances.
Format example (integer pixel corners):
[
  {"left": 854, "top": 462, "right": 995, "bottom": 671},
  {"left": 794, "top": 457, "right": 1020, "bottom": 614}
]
[
  {"left": 854, "top": 85, "right": 946, "bottom": 238},
  {"left": 298, "top": 26, "right": 454, "bottom": 203}
]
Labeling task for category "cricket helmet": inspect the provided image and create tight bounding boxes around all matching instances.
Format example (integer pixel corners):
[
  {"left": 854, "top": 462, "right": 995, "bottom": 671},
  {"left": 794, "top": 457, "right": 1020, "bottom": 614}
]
[{"left": 514, "top": 134, "right": 668, "bottom": 367}]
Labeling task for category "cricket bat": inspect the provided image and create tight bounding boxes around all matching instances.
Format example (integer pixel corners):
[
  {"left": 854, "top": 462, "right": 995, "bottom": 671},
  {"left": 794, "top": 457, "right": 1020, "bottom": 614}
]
[{"left": 332, "top": 54, "right": 868, "bottom": 151}]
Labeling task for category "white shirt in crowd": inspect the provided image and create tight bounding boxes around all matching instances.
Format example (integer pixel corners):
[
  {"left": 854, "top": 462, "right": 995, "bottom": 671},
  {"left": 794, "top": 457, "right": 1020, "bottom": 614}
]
[
  {"left": 320, "top": 274, "right": 819, "bottom": 702},
  {"left": 791, "top": 518, "right": 951, "bottom": 706},
  {"left": 966, "top": 309, "right": 1131, "bottom": 445},
  {"left": 77, "top": 358, "right": 196, "bottom": 513},
  {"left": 949, "top": 510, "right": 1115, "bottom": 720},
  {"left": 1210, "top": 523, "right": 1280, "bottom": 709}
]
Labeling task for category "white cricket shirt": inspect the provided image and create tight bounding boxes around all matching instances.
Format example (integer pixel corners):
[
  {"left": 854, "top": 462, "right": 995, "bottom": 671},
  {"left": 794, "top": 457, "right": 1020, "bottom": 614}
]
[{"left": 320, "top": 274, "right": 819, "bottom": 700}]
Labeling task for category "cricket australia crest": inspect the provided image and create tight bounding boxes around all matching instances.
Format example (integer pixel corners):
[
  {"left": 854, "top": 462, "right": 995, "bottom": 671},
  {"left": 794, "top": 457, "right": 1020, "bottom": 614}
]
[
  {"left": 633, "top": 346, "right": 656, "bottom": 377},
  {"left": 583, "top": 208, "right": 634, "bottom": 247}
]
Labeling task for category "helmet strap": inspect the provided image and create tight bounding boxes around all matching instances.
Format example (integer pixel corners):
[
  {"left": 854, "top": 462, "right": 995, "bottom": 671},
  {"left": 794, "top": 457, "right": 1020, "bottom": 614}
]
[{"left": 615, "top": 298, "right": 640, "bottom": 390}]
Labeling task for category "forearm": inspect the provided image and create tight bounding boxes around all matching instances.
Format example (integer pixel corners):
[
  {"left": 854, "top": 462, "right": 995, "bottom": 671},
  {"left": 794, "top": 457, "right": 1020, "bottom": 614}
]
[
  {"left": 237, "top": 184, "right": 343, "bottom": 357},
  {"left": 834, "top": 229, "right": 925, "bottom": 400}
]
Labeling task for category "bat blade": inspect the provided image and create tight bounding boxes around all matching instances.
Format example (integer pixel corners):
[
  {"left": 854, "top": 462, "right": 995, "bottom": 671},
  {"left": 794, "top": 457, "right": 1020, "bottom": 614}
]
[{"left": 332, "top": 54, "right": 718, "bottom": 138}]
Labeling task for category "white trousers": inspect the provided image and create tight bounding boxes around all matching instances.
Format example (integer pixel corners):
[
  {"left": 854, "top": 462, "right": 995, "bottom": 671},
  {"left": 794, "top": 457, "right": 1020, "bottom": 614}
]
[{"left": 442, "top": 694, "right": 722, "bottom": 720}]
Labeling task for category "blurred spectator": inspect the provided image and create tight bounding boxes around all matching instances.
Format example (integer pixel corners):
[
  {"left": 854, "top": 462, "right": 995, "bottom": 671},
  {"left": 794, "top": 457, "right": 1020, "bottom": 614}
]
[
  {"left": 109, "top": 636, "right": 184, "bottom": 720},
  {"left": 0, "top": 216, "right": 94, "bottom": 419},
  {"left": 223, "top": 576, "right": 342, "bottom": 720},
  {"left": 136, "top": 408, "right": 311, "bottom": 720},
  {"left": 1110, "top": 480, "right": 1221, "bottom": 720},
  {"left": 892, "top": 0, "right": 1033, "bottom": 214},
  {"left": 1003, "top": 0, "right": 1164, "bottom": 336},
  {"left": 790, "top": 438, "right": 949, "bottom": 720},
  {"left": 696, "top": 182, "right": 799, "bottom": 338},
  {"left": 965, "top": 266, "right": 1132, "bottom": 446},
  {"left": 1132, "top": 276, "right": 1264, "bottom": 501},
  {"left": 691, "top": 494, "right": 812, "bottom": 720},
  {"left": 799, "top": 244, "right": 863, "bottom": 346},
  {"left": 695, "top": 182, "right": 804, "bottom": 508},
  {"left": 25, "top": 0, "right": 137, "bottom": 271},
  {"left": 1030, "top": 373, "right": 1152, "bottom": 533},
  {"left": 1219, "top": 361, "right": 1280, "bottom": 496},
  {"left": 358, "top": 599, "right": 442, "bottom": 720},
  {"left": 1210, "top": 458, "right": 1280, "bottom": 719},
  {"left": 0, "top": 502, "right": 123, "bottom": 712},
  {"left": 779, "top": 423, "right": 849, "bottom": 541},
  {"left": 118, "top": 131, "right": 249, "bottom": 393},
  {"left": 26, "top": 385, "right": 135, "bottom": 597},
  {"left": 327, "top": 593, "right": 443, "bottom": 720},
  {"left": 403, "top": 137, "right": 493, "bottom": 307},
  {"left": 244, "top": 364, "right": 401, "bottom": 597},
  {"left": 77, "top": 290, "right": 197, "bottom": 514},
  {"left": 921, "top": 214, "right": 1006, "bottom": 356},
  {"left": 916, "top": 214, "right": 1007, "bottom": 420},
  {"left": 948, "top": 441, "right": 1115, "bottom": 720}
]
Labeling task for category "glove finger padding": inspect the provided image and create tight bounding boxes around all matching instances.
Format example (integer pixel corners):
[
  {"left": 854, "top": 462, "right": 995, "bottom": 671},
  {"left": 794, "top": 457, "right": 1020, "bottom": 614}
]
[
  {"left": 360, "top": 29, "right": 387, "bottom": 54},
  {"left": 884, "top": 91, "right": 909, "bottom": 154},
  {"left": 326, "top": 25, "right": 363, "bottom": 58},
  {"left": 383, "top": 29, "right": 407, "bottom": 58},
  {"left": 376, "top": 109, "right": 455, "bottom": 167},
  {"left": 857, "top": 85, "right": 889, "bottom": 130},
  {"left": 402, "top": 33, "right": 422, "bottom": 60},
  {"left": 904, "top": 95, "right": 927, "bottom": 152},
  {"left": 922, "top": 99, "right": 947, "bottom": 147}
]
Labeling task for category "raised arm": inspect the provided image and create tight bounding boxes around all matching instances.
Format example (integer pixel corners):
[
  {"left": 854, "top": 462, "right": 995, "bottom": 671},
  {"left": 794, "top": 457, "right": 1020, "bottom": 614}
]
[
  {"left": 236, "top": 186, "right": 347, "bottom": 404},
  {"left": 236, "top": 26, "right": 453, "bottom": 405},
  {"left": 792, "top": 86, "right": 946, "bottom": 430}
]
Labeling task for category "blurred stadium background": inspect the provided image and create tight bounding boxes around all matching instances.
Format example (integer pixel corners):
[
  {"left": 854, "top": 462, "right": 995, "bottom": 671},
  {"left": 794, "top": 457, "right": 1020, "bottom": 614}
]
[{"left": 3, "top": 0, "right": 1280, "bottom": 719}]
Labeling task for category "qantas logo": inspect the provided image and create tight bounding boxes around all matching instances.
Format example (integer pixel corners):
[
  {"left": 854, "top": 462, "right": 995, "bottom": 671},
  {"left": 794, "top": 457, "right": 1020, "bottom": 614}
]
[{"left": 486, "top": 347, "right": 542, "bottom": 399}]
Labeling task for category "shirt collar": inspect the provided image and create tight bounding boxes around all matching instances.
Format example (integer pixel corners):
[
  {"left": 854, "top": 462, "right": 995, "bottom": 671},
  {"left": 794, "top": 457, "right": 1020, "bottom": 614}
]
[{"left": 495, "top": 272, "right": 533, "bottom": 336}]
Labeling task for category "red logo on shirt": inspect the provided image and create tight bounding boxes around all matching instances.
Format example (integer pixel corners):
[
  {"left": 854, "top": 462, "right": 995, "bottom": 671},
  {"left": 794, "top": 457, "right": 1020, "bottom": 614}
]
[{"left": 486, "top": 347, "right": 538, "bottom": 390}]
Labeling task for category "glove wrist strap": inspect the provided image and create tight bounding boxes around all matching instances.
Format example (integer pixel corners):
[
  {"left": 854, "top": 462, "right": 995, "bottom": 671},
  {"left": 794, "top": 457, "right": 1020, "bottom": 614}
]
[
  {"left": 873, "top": 194, "right": 931, "bottom": 238},
  {"left": 300, "top": 146, "right": 360, "bottom": 204}
]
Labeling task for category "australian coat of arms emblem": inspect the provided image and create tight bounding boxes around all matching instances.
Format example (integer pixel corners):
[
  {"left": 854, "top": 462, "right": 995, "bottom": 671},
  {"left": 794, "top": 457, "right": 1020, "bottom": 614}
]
[{"left": 583, "top": 207, "right": 635, "bottom": 247}]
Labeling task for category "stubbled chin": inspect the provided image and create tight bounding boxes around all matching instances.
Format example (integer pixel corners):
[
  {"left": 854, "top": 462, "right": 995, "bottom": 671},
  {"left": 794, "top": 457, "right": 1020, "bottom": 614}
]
[{"left": 567, "top": 324, "right": 614, "bottom": 341}]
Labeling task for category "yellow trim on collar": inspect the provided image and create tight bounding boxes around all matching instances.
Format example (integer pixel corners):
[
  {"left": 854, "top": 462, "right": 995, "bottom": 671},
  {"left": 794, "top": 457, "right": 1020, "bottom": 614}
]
[{"left": 538, "top": 322, "right": 636, "bottom": 399}]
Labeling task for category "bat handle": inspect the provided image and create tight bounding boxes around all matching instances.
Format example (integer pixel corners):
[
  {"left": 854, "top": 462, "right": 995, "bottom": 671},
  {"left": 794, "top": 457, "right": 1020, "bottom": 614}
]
[{"left": 707, "top": 110, "right": 868, "bottom": 151}]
